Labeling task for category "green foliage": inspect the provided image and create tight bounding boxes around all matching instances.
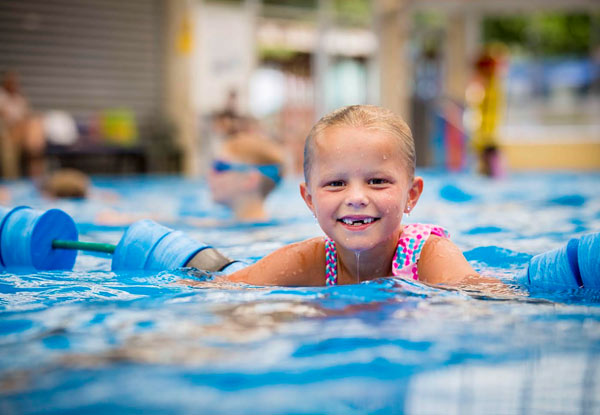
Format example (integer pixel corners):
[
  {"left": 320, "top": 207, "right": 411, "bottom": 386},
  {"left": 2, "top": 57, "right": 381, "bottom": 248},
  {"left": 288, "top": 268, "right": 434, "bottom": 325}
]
[
  {"left": 258, "top": 45, "right": 298, "bottom": 61},
  {"left": 530, "top": 14, "right": 592, "bottom": 56},
  {"left": 262, "top": 0, "right": 317, "bottom": 9},
  {"left": 482, "top": 16, "right": 528, "bottom": 46},
  {"left": 333, "top": 0, "right": 370, "bottom": 25},
  {"left": 207, "top": 0, "right": 317, "bottom": 8},
  {"left": 483, "top": 13, "right": 596, "bottom": 57}
]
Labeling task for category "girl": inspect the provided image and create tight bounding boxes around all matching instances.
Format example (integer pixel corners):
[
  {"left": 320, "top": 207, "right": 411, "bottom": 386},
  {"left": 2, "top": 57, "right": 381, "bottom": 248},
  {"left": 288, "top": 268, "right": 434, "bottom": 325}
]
[{"left": 219, "top": 105, "right": 487, "bottom": 287}]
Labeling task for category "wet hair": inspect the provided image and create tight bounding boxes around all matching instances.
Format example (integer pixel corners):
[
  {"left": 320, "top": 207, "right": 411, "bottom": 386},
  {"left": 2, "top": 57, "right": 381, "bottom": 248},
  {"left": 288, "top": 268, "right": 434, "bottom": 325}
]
[
  {"left": 303, "top": 105, "right": 416, "bottom": 183},
  {"left": 224, "top": 133, "right": 285, "bottom": 197}
]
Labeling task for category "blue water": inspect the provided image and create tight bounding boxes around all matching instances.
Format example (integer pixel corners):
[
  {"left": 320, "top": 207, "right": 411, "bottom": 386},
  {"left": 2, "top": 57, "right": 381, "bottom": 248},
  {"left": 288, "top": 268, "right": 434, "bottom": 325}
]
[{"left": 1, "top": 171, "right": 599, "bottom": 414}]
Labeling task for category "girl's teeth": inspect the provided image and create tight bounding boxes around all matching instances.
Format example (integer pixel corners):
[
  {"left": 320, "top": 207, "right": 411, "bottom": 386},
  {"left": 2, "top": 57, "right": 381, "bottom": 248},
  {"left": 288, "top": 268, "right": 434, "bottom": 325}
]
[{"left": 342, "top": 218, "right": 374, "bottom": 225}]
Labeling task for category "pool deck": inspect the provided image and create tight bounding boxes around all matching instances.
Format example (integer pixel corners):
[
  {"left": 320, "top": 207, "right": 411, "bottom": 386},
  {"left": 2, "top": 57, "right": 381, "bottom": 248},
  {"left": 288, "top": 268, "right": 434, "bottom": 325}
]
[{"left": 500, "top": 127, "right": 600, "bottom": 170}]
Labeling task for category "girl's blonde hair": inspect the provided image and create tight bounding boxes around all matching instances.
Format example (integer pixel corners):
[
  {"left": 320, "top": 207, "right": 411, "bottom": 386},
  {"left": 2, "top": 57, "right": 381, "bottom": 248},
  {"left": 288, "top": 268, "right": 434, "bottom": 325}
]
[{"left": 303, "top": 105, "right": 416, "bottom": 183}]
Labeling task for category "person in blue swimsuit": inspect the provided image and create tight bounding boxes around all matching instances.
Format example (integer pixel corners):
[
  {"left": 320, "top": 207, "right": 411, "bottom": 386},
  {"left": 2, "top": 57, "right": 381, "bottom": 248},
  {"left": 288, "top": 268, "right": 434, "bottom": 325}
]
[
  {"left": 218, "top": 105, "right": 498, "bottom": 287},
  {"left": 207, "top": 133, "right": 284, "bottom": 223},
  {"left": 95, "top": 133, "right": 285, "bottom": 227}
]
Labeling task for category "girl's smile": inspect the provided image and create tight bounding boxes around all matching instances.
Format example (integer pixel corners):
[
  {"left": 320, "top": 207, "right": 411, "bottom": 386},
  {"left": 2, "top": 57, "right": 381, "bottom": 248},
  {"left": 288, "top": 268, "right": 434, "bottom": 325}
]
[{"left": 338, "top": 215, "right": 379, "bottom": 230}]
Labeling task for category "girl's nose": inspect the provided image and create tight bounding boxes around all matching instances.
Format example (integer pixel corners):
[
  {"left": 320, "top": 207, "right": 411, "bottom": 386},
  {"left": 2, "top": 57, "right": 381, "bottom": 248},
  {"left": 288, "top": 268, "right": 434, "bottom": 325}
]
[{"left": 345, "top": 184, "right": 369, "bottom": 207}]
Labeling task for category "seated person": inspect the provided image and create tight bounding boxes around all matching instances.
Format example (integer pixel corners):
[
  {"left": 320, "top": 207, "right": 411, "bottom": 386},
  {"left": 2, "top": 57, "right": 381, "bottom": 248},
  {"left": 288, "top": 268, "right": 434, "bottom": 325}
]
[{"left": 0, "top": 70, "right": 45, "bottom": 178}]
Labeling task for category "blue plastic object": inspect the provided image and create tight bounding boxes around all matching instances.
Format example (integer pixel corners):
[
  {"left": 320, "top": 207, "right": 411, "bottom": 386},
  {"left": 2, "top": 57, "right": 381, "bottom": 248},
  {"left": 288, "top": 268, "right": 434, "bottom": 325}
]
[
  {"left": 523, "top": 232, "right": 599, "bottom": 290},
  {"left": 577, "top": 232, "right": 600, "bottom": 289},
  {"left": 0, "top": 207, "right": 78, "bottom": 270},
  {"left": 112, "top": 220, "right": 210, "bottom": 271},
  {"left": 145, "top": 230, "right": 208, "bottom": 270},
  {"left": 0, "top": 205, "right": 19, "bottom": 267},
  {"left": 523, "top": 239, "right": 581, "bottom": 289},
  {"left": 111, "top": 220, "right": 171, "bottom": 270}
]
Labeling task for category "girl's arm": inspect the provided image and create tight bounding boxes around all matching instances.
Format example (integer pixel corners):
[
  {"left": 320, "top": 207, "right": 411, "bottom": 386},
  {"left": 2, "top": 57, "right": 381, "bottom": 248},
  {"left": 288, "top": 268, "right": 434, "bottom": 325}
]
[
  {"left": 225, "top": 237, "right": 326, "bottom": 286},
  {"left": 417, "top": 236, "right": 499, "bottom": 285}
]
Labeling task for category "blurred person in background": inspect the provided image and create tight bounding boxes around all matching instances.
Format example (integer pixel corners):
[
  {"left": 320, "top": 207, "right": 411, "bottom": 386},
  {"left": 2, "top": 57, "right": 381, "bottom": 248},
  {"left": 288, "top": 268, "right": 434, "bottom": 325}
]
[
  {"left": 0, "top": 168, "right": 101, "bottom": 203},
  {"left": 39, "top": 168, "right": 90, "bottom": 199},
  {"left": 465, "top": 45, "right": 508, "bottom": 177},
  {"left": 210, "top": 89, "right": 243, "bottom": 143},
  {"left": 94, "top": 133, "right": 285, "bottom": 226},
  {"left": 208, "top": 133, "right": 284, "bottom": 222},
  {"left": 0, "top": 168, "right": 93, "bottom": 210},
  {"left": 0, "top": 70, "right": 46, "bottom": 178}
]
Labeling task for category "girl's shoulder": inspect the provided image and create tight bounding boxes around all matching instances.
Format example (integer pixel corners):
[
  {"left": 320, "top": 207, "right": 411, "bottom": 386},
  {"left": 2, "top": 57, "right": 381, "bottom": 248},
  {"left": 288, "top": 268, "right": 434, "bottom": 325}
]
[
  {"left": 228, "top": 237, "right": 327, "bottom": 286},
  {"left": 296, "top": 236, "right": 327, "bottom": 253},
  {"left": 269, "top": 237, "right": 325, "bottom": 260},
  {"left": 418, "top": 234, "right": 477, "bottom": 284}
]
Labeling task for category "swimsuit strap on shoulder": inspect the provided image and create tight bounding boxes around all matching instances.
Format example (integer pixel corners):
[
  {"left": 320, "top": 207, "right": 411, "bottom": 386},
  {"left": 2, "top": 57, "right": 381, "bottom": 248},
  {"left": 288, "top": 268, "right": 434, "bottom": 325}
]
[
  {"left": 392, "top": 223, "right": 450, "bottom": 280},
  {"left": 325, "top": 224, "right": 448, "bottom": 284},
  {"left": 324, "top": 237, "right": 337, "bottom": 286}
]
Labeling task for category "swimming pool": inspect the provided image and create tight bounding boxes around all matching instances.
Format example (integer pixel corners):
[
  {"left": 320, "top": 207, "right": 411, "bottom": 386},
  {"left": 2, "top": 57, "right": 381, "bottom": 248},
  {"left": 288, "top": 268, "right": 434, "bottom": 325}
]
[{"left": 1, "top": 171, "right": 599, "bottom": 414}]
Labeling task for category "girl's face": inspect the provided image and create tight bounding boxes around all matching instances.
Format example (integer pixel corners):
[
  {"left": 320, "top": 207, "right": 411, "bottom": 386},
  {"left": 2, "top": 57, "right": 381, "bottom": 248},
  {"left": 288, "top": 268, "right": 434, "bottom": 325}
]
[{"left": 300, "top": 126, "right": 423, "bottom": 253}]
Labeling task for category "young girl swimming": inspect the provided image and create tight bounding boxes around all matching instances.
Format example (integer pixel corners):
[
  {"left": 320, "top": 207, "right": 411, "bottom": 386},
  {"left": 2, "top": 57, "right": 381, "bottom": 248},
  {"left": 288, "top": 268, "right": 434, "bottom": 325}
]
[{"left": 218, "top": 105, "right": 488, "bottom": 287}]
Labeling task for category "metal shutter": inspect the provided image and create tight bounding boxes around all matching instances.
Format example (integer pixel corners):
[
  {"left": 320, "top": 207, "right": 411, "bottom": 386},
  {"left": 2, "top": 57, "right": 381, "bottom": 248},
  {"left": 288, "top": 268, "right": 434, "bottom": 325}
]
[{"left": 0, "top": 0, "right": 164, "bottom": 139}]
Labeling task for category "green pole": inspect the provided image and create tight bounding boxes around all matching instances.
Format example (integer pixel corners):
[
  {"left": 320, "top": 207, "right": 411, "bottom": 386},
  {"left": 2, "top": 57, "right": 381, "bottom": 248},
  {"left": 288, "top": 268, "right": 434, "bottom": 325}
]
[{"left": 52, "top": 240, "right": 116, "bottom": 254}]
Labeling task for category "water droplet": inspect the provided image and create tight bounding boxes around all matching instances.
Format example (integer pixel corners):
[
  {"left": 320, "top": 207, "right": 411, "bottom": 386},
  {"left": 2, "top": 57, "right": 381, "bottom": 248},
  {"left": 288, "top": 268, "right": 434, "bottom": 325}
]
[{"left": 355, "top": 251, "right": 360, "bottom": 283}]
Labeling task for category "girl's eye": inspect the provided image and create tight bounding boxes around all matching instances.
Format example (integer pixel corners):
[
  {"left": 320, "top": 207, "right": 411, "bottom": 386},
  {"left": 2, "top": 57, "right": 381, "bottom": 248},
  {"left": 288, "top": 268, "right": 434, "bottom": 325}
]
[
  {"left": 326, "top": 180, "right": 345, "bottom": 187},
  {"left": 368, "top": 178, "right": 388, "bottom": 185}
]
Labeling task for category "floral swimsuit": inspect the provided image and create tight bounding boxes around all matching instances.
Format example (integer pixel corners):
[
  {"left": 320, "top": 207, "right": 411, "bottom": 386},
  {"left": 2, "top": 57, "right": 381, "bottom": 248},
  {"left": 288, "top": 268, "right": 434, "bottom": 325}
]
[{"left": 324, "top": 223, "right": 450, "bottom": 285}]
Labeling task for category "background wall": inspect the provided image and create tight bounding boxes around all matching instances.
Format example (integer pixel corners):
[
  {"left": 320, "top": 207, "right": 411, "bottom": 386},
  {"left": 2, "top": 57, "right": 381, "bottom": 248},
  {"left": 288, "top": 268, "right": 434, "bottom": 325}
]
[{"left": 0, "top": 0, "right": 165, "bottom": 139}]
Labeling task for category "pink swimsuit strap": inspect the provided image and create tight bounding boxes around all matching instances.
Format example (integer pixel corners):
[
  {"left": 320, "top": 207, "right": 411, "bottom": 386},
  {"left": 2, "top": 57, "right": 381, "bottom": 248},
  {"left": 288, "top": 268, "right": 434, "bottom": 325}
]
[{"left": 324, "top": 223, "right": 449, "bottom": 286}]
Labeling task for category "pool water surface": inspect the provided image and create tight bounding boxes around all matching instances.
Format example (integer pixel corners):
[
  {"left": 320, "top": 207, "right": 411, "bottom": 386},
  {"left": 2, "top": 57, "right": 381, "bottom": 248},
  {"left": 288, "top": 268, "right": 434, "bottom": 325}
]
[{"left": 0, "top": 171, "right": 599, "bottom": 414}]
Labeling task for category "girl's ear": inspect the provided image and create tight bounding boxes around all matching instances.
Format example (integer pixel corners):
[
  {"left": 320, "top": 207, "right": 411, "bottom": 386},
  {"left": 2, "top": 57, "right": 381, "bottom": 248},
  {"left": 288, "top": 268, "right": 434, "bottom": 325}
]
[
  {"left": 299, "top": 182, "right": 315, "bottom": 213},
  {"left": 405, "top": 176, "right": 424, "bottom": 212}
]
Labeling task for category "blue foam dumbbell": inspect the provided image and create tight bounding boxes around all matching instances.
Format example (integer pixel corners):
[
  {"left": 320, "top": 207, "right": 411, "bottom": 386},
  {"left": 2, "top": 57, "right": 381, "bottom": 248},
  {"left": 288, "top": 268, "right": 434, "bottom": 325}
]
[
  {"left": 0, "top": 206, "right": 78, "bottom": 270},
  {"left": 522, "top": 232, "right": 599, "bottom": 290},
  {"left": 111, "top": 219, "right": 212, "bottom": 271},
  {"left": 578, "top": 233, "right": 600, "bottom": 289},
  {"left": 1, "top": 208, "right": 236, "bottom": 273},
  {"left": 0, "top": 205, "right": 16, "bottom": 268}
]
